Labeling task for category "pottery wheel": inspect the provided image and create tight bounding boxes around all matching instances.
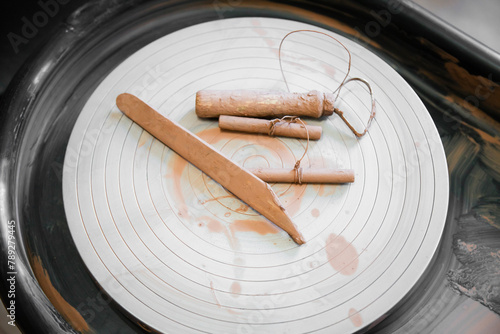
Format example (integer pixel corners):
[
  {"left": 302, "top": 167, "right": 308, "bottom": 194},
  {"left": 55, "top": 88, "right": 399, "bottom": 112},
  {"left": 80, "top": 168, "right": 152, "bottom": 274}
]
[{"left": 62, "top": 17, "right": 449, "bottom": 333}]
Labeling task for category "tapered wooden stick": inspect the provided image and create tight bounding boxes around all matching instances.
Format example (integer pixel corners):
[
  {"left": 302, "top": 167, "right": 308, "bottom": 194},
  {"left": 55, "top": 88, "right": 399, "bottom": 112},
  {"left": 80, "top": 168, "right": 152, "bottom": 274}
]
[
  {"left": 249, "top": 168, "right": 354, "bottom": 184},
  {"left": 196, "top": 90, "right": 335, "bottom": 118},
  {"left": 219, "top": 115, "right": 322, "bottom": 140}
]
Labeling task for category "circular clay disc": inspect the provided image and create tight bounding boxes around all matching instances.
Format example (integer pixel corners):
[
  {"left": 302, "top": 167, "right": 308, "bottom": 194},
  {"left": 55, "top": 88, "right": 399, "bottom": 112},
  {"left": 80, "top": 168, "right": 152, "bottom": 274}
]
[{"left": 63, "top": 17, "right": 449, "bottom": 333}]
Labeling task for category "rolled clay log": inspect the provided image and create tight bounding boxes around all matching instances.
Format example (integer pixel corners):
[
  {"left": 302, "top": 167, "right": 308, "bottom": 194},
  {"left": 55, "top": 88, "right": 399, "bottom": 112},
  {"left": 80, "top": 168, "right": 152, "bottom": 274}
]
[
  {"left": 248, "top": 168, "right": 354, "bottom": 184},
  {"left": 219, "top": 115, "right": 322, "bottom": 140},
  {"left": 196, "top": 90, "right": 335, "bottom": 118}
]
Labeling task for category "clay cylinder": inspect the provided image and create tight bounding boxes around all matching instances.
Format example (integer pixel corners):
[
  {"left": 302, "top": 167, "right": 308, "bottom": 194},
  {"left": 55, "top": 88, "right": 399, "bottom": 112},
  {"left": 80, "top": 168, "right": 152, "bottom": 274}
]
[
  {"left": 196, "top": 90, "right": 335, "bottom": 118},
  {"left": 248, "top": 168, "right": 355, "bottom": 184},
  {"left": 219, "top": 115, "right": 322, "bottom": 140}
]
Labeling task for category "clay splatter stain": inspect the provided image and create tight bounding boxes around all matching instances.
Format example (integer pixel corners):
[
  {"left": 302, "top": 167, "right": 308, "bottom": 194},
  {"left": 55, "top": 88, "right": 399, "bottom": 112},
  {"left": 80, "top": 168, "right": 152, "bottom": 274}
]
[
  {"left": 264, "top": 39, "right": 276, "bottom": 48},
  {"left": 308, "top": 261, "right": 319, "bottom": 268},
  {"left": 209, "top": 281, "right": 221, "bottom": 308},
  {"left": 167, "top": 153, "right": 190, "bottom": 218},
  {"left": 251, "top": 19, "right": 276, "bottom": 48},
  {"left": 278, "top": 184, "right": 307, "bottom": 216},
  {"left": 318, "top": 184, "right": 337, "bottom": 197},
  {"left": 251, "top": 19, "right": 268, "bottom": 36},
  {"left": 311, "top": 208, "right": 320, "bottom": 217},
  {"left": 458, "top": 240, "right": 477, "bottom": 252},
  {"left": 348, "top": 308, "right": 363, "bottom": 327},
  {"left": 205, "top": 216, "right": 225, "bottom": 233},
  {"left": 321, "top": 63, "right": 336, "bottom": 78},
  {"left": 230, "top": 282, "right": 241, "bottom": 296},
  {"left": 200, "top": 216, "right": 238, "bottom": 249},
  {"left": 326, "top": 233, "right": 359, "bottom": 275}
]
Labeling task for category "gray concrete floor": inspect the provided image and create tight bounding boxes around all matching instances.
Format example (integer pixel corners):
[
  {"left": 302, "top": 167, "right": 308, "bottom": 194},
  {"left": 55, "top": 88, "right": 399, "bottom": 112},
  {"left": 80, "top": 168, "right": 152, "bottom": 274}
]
[{"left": 413, "top": 0, "right": 500, "bottom": 53}]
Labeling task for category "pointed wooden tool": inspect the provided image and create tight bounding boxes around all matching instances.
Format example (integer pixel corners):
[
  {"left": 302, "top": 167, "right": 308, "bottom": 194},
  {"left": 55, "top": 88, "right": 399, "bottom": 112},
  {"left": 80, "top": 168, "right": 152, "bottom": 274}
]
[{"left": 116, "top": 93, "right": 305, "bottom": 244}]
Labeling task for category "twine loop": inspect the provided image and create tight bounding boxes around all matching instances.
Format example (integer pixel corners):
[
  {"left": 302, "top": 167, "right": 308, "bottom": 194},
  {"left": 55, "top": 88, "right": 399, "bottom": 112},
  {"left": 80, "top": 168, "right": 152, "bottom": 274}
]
[{"left": 278, "top": 30, "right": 376, "bottom": 139}]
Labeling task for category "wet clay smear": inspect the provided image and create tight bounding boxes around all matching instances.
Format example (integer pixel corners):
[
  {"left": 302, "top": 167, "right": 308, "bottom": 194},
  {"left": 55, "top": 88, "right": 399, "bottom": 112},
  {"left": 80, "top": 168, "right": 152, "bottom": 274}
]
[
  {"left": 448, "top": 197, "right": 500, "bottom": 314},
  {"left": 348, "top": 308, "right": 363, "bottom": 327},
  {"left": 325, "top": 233, "right": 359, "bottom": 276},
  {"left": 31, "top": 255, "right": 92, "bottom": 333}
]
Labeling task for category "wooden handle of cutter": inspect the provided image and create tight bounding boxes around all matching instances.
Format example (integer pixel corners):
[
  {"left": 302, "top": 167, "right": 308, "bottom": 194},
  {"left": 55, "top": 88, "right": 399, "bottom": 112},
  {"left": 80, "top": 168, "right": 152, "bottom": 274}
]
[
  {"left": 219, "top": 115, "right": 322, "bottom": 140},
  {"left": 196, "top": 90, "right": 335, "bottom": 118},
  {"left": 248, "top": 168, "right": 354, "bottom": 183}
]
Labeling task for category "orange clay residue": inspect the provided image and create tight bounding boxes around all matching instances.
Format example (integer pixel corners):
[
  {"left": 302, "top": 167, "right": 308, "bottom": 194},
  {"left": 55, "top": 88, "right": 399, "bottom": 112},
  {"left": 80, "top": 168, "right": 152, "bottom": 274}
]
[
  {"left": 167, "top": 153, "right": 190, "bottom": 218},
  {"left": 138, "top": 134, "right": 149, "bottom": 148},
  {"left": 326, "top": 233, "right": 359, "bottom": 275},
  {"left": 203, "top": 216, "right": 226, "bottom": 233},
  {"left": 201, "top": 216, "right": 237, "bottom": 249},
  {"left": 311, "top": 208, "right": 320, "bottom": 217},
  {"left": 252, "top": 19, "right": 276, "bottom": 48},
  {"left": 318, "top": 184, "right": 337, "bottom": 197},
  {"left": 195, "top": 127, "right": 226, "bottom": 143},
  {"left": 235, "top": 203, "right": 250, "bottom": 213},
  {"left": 31, "top": 255, "right": 91, "bottom": 333},
  {"left": 474, "top": 127, "right": 500, "bottom": 147},
  {"left": 459, "top": 240, "right": 477, "bottom": 252},
  {"left": 444, "top": 94, "right": 500, "bottom": 130},
  {"left": 230, "top": 219, "right": 280, "bottom": 235},
  {"left": 230, "top": 281, "right": 242, "bottom": 296},
  {"left": 321, "top": 63, "right": 336, "bottom": 78},
  {"left": 205, "top": 216, "right": 225, "bottom": 233},
  {"left": 200, "top": 195, "right": 235, "bottom": 205},
  {"left": 417, "top": 37, "right": 459, "bottom": 63},
  {"left": 209, "top": 281, "right": 221, "bottom": 308},
  {"left": 444, "top": 62, "right": 500, "bottom": 111},
  {"left": 252, "top": 19, "right": 267, "bottom": 35},
  {"left": 277, "top": 184, "right": 307, "bottom": 216},
  {"left": 348, "top": 308, "right": 363, "bottom": 327}
]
